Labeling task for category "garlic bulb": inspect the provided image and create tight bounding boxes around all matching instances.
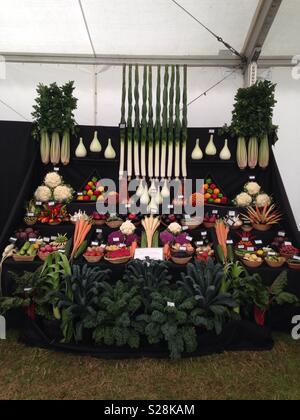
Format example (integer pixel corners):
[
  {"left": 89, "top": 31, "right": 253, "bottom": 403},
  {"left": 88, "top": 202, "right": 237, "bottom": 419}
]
[
  {"left": 75, "top": 138, "right": 87, "bottom": 158},
  {"left": 205, "top": 134, "right": 217, "bottom": 156},
  {"left": 136, "top": 180, "right": 144, "bottom": 198},
  {"left": 90, "top": 131, "right": 102, "bottom": 153},
  {"left": 192, "top": 139, "right": 203, "bottom": 160},
  {"left": 140, "top": 185, "right": 150, "bottom": 206},
  {"left": 104, "top": 139, "right": 116, "bottom": 159},
  {"left": 161, "top": 180, "right": 170, "bottom": 199},
  {"left": 220, "top": 139, "right": 231, "bottom": 160}
]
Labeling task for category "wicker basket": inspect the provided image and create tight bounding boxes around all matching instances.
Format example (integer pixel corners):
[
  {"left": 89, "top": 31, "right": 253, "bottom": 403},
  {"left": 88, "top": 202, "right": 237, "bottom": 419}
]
[
  {"left": 84, "top": 255, "right": 103, "bottom": 263},
  {"left": 106, "top": 221, "right": 123, "bottom": 229},
  {"left": 242, "top": 259, "right": 263, "bottom": 268},
  {"left": 265, "top": 257, "right": 286, "bottom": 268},
  {"left": 13, "top": 254, "right": 36, "bottom": 262},
  {"left": 24, "top": 219, "right": 37, "bottom": 226},
  {"left": 288, "top": 262, "right": 300, "bottom": 270},
  {"left": 253, "top": 224, "right": 272, "bottom": 232},
  {"left": 203, "top": 222, "right": 215, "bottom": 229},
  {"left": 181, "top": 219, "right": 202, "bottom": 231},
  {"left": 104, "top": 256, "right": 131, "bottom": 265},
  {"left": 171, "top": 256, "right": 193, "bottom": 265},
  {"left": 93, "top": 220, "right": 106, "bottom": 226},
  {"left": 242, "top": 225, "right": 253, "bottom": 233}
]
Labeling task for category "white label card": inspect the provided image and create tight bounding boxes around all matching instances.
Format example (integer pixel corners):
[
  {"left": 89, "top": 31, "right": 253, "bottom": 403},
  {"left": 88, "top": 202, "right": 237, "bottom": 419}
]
[
  {"left": 285, "top": 242, "right": 292, "bottom": 246},
  {"left": 48, "top": 202, "right": 55, "bottom": 206},
  {"left": 51, "top": 236, "right": 57, "bottom": 241},
  {"left": 229, "top": 211, "right": 236, "bottom": 217},
  {"left": 168, "top": 205, "right": 174, "bottom": 209},
  {"left": 185, "top": 215, "right": 191, "bottom": 220},
  {"left": 247, "top": 247, "right": 255, "bottom": 252},
  {"left": 242, "top": 238, "right": 249, "bottom": 242},
  {"left": 186, "top": 236, "right": 193, "bottom": 242},
  {"left": 268, "top": 252, "right": 276, "bottom": 256},
  {"left": 178, "top": 195, "right": 184, "bottom": 200},
  {"left": 91, "top": 242, "right": 99, "bottom": 247},
  {"left": 238, "top": 245, "right": 245, "bottom": 249},
  {"left": 209, "top": 129, "right": 215, "bottom": 134},
  {"left": 212, "top": 210, "right": 219, "bottom": 215},
  {"left": 227, "top": 240, "right": 234, "bottom": 245},
  {"left": 201, "top": 232, "right": 208, "bottom": 237},
  {"left": 196, "top": 242, "right": 204, "bottom": 246},
  {"left": 180, "top": 247, "right": 187, "bottom": 251},
  {"left": 255, "top": 240, "right": 263, "bottom": 245},
  {"left": 293, "top": 256, "right": 300, "bottom": 261},
  {"left": 167, "top": 302, "right": 176, "bottom": 308},
  {"left": 249, "top": 176, "right": 256, "bottom": 180},
  {"left": 9, "top": 237, "right": 17, "bottom": 243},
  {"left": 134, "top": 248, "right": 164, "bottom": 261},
  {"left": 278, "top": 232, "right": 286, "bottom": 237},
  {"left": 119, "top": 244, "right": 127, "bottom": 248},
  {"left": 54, "top": 167, "right": 60, "bottom": 172},
  {"left": 96, "top": 229, "right": 103, "bottom": 234},
  {"left": 29, "top": 238, "right": 37, "bottom": 243},
  {"left": 43, "top": 237, "right": 50, "bottom": 243},
  {"left": 27, "top": 213, "right": 34, "bottom": 217},
  {"left": 113, "top": 238, "right": 120, "bottom": 243},
  {"left": 182, "top": 226, "right": 189, "bottom": 231},
  {"left": 35, "top": 202, "right": 42, "bottom": 206}
]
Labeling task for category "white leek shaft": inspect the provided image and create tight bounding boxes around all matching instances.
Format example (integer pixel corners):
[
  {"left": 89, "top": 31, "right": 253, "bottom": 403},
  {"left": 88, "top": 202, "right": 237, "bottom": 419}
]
[
  {"left": 182, "top": 142, "right": 187, "bottom": 178},
  {"left": 161, "top": 143, "right": 167, "bottom": 179},
  {"left": 127, "top": 141, "right": 133, "bottom": 178},
  {"left": 134, "top": 141, "right": 140, "bottom": 177},
  {"left": 175, "top": 142, "right": 180, "bottom": 178},
  {"left": 155, "top": 142, "right": 160, "bottom": 178},
  {"left": 141, "top": 143, "right": 146, "bottom": 178},
  {"left": 119, "top": 140, "right": 125, "bottom": 177},
  {"left": 167, "top": 142, "right": 174, "bottom": 179},
  {"left": 148, "top": 144, "right": 154, "bottom": 179}
]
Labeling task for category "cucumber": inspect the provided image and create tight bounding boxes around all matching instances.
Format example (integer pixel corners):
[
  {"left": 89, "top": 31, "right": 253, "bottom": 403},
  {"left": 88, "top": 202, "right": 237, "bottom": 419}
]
[
  {"left": 152, "top": 231, "right": 159, "bottom": 248},
  {"left": 216, "top": 245, "right": 225, "bottom": 264},
  {"left": 19, "top": 242, "right": 30, "bottom": 256},
  {"left": 74, "top": 240, "right": 88, "bottom": 259},
  {"left": 227, "top": 245, "right": 234, "bottom": 262},
  {"left": 27, "top": 244, "right": 37, "bottom": 257},
  {"left": 141, "top": 232, "right": 147, "bottom": 248},
  {"left": 64, "top": 238, "right": 73, "bottom": 258}
]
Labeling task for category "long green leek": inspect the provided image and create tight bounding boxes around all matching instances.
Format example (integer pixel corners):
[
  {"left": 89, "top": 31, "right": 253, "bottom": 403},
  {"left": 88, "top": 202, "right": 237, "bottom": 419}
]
[
  {"left": 161, "top": 65, "right": 169, "bottom": 179},
  {"left": 134, "top": 65, "right": 140, "bottom": 178},
  {"left": 182, "top": 65, "right": 188, "bottom": 179},
  {"left": 119, "top": 65, "right": 126, "bottom": 178},
  {"left": 167, "top": 66, "right": 175, "bottom": 179},
  {"left": 148, "top": 66, "right": 154, "bottom": 179},
  {"left": 155, "top": 66, "right": 161, "bottom": 179},
  {"left": 127, "top": 66, "right": 133, "bottom": 179},
  {"left": 141, "top": 66, "right": 148, "bottom": 178}
]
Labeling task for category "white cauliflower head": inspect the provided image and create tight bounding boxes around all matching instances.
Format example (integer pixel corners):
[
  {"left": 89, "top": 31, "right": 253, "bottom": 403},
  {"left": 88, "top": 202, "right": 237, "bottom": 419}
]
[
  {"left": 245, "top": 182, "right": 261, "bottom": 196},
  {"left": 44, "top": 172, "right": 62, "bottom": 189},
  {"left": 168, "top": 222, "right": 182, "bottom": 235},
  {"left": 120, "top": 221, "right": 136, "bottom": 236},
  {"left": 53, "top": 185, "right": 73, "bottom": 203},
  {"left": 235, "top": 192, "right": 253, "bottom": 208},
  {"left": 34, "top": 186, "right": 52, "bottom": 203},
  {"left": 256, "top": 193, "right": 272, "bottom": 208}
]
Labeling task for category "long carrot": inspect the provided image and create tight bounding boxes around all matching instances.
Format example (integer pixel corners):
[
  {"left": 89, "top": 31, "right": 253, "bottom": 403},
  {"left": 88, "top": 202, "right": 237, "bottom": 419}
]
[{"left": 130, "top": 241, "right": 138, "bottom": 257}]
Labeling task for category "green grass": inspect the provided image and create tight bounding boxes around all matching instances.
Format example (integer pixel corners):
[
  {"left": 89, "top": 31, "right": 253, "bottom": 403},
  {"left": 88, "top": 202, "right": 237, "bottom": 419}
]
[{"left": 0, "top": 332, "right": 299, "bottom": 400}]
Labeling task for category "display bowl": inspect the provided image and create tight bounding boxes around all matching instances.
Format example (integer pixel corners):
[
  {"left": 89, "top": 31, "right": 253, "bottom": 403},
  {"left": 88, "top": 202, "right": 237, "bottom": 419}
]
[
  {"left": 242, "top": 259, "right": 263, "bottom": 268},
  {"left": 242, "top": 225, "right": 253, "bottom": 233},
  {"left": 104, "top": 256, "right": 131, "bottom": 265},
  {"left": 203, "top": 222, "right": 215, "bottom": 229},
  {"left": 253, "top": 223, "right": 272, "bottom": 232},
  {"left": 93, "top": 220, "right": 106, "bottom": 226},
  {"left": 171, "top": 256, "right": 193, "bottom": 265},
  {"left": 13, "top": 254, "right": 36, "bottom": 262},
  {"left": 24, "top": 218, "right": 38, "bottom": 226},
  {"left": 181, "top": 218, "right": 202, "bottom": 231},
  {"left": 280, "top": 253, "right": 295, "bottom": 261},
  {"left": 265, "top": 257, "right": 286, "bottom": 268},
  {"left": 38, "top": 252, "right": 51, "bottom": 262},
  {"left": 287, "top": 262, "right": 300, "bottom": 270},
  {"left": 106, "top": 221, "right": 123, "bottom": 229},
  {"left": 84, "top": 255, "right": 103, "bottom": 263}
]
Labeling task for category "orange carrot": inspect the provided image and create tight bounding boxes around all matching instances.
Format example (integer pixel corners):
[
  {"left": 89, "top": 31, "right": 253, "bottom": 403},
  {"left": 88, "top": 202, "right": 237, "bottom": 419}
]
[{"left": 130, "top": 241, "right": 138, "bottom": 257}]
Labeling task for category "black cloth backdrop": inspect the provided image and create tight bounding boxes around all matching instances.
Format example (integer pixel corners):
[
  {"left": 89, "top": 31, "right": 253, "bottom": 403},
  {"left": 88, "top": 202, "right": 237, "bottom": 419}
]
[{"left": 0, "top": 121, "right": 299, "bottom": 351}]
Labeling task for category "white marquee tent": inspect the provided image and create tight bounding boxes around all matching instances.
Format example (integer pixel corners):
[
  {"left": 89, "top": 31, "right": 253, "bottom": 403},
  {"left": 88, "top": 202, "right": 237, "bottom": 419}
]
[{"left": 0, "top": 0, "right": 299, "bottom": 226}]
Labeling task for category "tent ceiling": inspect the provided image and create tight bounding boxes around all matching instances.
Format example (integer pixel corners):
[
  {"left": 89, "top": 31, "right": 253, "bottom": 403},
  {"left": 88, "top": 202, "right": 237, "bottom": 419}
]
[
  {"left": 261, "top": 0, "right": 300, "bottom": 56},
  {"left": 0, "top": 0, "right": 297, "bottom": 66}
]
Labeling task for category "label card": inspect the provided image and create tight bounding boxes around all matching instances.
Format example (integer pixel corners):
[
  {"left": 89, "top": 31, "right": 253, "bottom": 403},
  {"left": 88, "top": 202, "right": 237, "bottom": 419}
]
[
  {"left": 242, "top": 237, "right": 249, "bottom": 242},
  {"left": 168, "top": 205, "right": 174, "bottom": 210},
  {"left": 134, "top": 248, "right": 164, "bottom": 261},
  {"left": 238, "top": 245, "right": 245, "bottom": 249},
  {"left": 96, "top": 229, "right": 103, "bottom": 234},
  {"left": 227, "top": 219, "right": 235, "bottom": 227},
  {"left": 212, "top": 210, "right": 219, "bottom": 215},
  {"left": 27, "top": 213, "right": 35, "bottom": 217},
  {"left": 227, "top": 240, "right": 234, "bottom": 245},
  {"left": 186, "top": 236, "right": 193, "bottom": 242},
  {"left": 113, "top": 238, "right": 120, "bottom": 243},
  {"left": 29, "top": 238, "right": 37, "bottom": 243},
  {"left": 185, "top": 215, "right": 191, "bottom": 220},
  {"left": 278, "top": 231, "right": 286, "bottom": 237},
  {"left": 268, "top": 252, "right": 276, "bottom": 256},
  {"left": 229, "top": 211, "right": 236, "bottom": 217},
  {"left": 35, "top": 201, "right": 42, "bottom": 206},
  {"left": 182, "top": 226, "right": 189, "bottom": 231},
  {"left": 167, "top": 302, "right": 176, "bottom": 308},
  {"left": 53, "top": 167, "right": 60, "bottom": 172},
  {"left": 249, "top": 175, "right": 256, "bottom": 180},
  {"left": 209, "top": 129, "right": 215, "bottom": 134},
  {"left": 255, "top": 240, "right": 263, "bottom": 245},
  {"left": 196, "top": 241, "right": 204, "bottom": 246},
  {"left": 285, "top": 242, "right": 292, "bottom": 247},
  {"left": 201, "top": 232, "right": 208, "bottom": 237},
  {"left": 51, "top": 236, "right": 57, "bottom": 241},
  {"left": 43, "top": 237, "right": 50, "bottom": 243},
  {"left": 180, "top": 247, "right": 187, "bottom": 251},
  {"left": 293, "top": 256, "right": 300, "bottom": 261},
  {"left": 119, "top": 244, "right": 127, "bottom": 248},
  {"left": 247, "top": 247, "right": 255, "bottom": 252},
  {"left": 9, "top": 237, "right": 17, "bottom": 244},
  {"left": 48, "top": 201, "right": 55, "bottom": 207},
  {"left": 91, "top": 242, "right": 99, "bottom": 247}
]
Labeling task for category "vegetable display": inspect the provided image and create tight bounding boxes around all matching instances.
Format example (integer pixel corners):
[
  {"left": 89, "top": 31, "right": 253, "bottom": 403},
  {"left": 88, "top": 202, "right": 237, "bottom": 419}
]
[
  {"left": 148, "top": 66, "right": 154, "bottom": 179},
  {"left": 155, "top": 66, "right": 162, "bottom": 179},
  {"left": 134, "top": 65, "right": 140, "bottom": 178},
  {"left": 141, "top": 66, "right": 148, "bottom": 178},
  {"left": 167, "top": 66, "right": 175, "bottom": 180},
  {"left": 161, "top": 66, "right": 169, "bottom": 180}
]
